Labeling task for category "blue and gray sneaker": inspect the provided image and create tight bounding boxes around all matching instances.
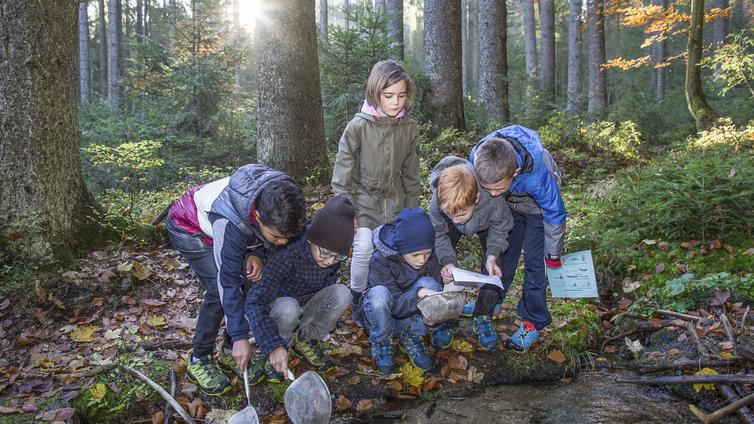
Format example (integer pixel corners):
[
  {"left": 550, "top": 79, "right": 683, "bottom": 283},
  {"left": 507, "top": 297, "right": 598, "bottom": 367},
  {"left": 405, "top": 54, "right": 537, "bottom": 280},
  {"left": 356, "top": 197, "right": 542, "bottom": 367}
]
[
  {"left": 472, "top": 315, "right": 500, "bottom": 351},
  {"left": 461, "top": 300, "right": 502, "bottom": 318},
  {"left": 399, "top": 335, "right": 435, "bottom": 371},
  {"left": 430, "top": 321, "right": 455, "bottom": 350},
  {"left": 371, "top": 341, "right": 395, "bottom": 375},
  {"left": 506, "top": 321, "right": 540, "bottom": 351}
]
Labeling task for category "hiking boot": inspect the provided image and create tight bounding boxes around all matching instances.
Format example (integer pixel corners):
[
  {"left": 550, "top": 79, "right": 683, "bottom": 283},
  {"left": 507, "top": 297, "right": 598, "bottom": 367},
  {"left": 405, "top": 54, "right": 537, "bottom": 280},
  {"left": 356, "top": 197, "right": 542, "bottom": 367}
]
[
  {"left": 216, "top": 347, "right": 265, "bottom": 385},
  {"left": 472, "top": 315, "right": 500, "bottom": 351},
  {"left": 291, "top": 332, "right": 335, "bottom": 372},
  {"left": 506, "top": 321, "right": 540, "bottom": 352},
  {"left": 430, "top": 321, "right": 454, "bottom": 350},
  {"left": 186, "top": 351, "right": 232, "bottom": 396},
  {"left": 370, "top": 341, "right": 395, "bottom": 375},
  {"left": 262, "top": 360, "right": 284, "bottom": 383},
  {"left": 399, "top": 335, "right": 434, "bottom": 372},
  {"left": 461, "top": 300, "right": 502, "bottom": 318}
]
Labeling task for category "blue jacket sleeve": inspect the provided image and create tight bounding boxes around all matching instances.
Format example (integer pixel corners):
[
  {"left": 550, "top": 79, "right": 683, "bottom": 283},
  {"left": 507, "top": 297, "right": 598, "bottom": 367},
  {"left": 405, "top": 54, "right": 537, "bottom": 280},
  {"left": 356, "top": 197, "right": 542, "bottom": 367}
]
[
  {"left": 212, "top": 218, "right": 251, "bottom": 343},
  {"left": 244, "top": 254, "right": 290, "bottom": 355},
  {"left": 530, "top": 162, "right": 567, "bottom": 256}
]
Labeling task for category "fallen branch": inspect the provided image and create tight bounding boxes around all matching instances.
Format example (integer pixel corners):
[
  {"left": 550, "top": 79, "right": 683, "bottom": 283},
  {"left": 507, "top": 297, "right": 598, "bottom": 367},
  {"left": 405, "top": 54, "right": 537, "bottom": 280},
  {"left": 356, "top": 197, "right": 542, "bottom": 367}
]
[
  {"left": 717, "top": 384, "right": 754, "bottom": 424},
  {"left": 616, "top": 374, "right": 754, "bottom": 385},
  {"left": 689, "top": 391, "right": 754, "bottom": 423},
  {"left": 136, "top": 340, "right": 193, "bottom": 352},
  {"left": 120, "top": 365, "right": 196, "bottom": 424},
  {"left": 741, "top": 307, "right": 750, "bottom": 335},
  {"left": 656, "top": 309, "right": 704, "bottom": 322},
  {"left": 713, "top": 305, "right": 737, "bottom": 349},
  {"left": 687, "top": 322, "right": 710, "bottom": 359},
  {"left": 163, "top": 368, "right": 176, "bottom": 424},
  {"left": 150, "top": 201, "right": 174, "bottom": 226},
  {"left": 635, "top": 359, "right": 738, "bottom": 374}
]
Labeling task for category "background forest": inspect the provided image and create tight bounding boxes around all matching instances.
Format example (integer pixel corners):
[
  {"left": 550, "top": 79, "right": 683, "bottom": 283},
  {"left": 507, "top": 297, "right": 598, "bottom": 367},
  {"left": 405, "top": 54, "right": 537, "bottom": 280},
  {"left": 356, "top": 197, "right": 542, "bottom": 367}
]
[{"left": 0, "top": 0, "right": 754, "bottom": 422}]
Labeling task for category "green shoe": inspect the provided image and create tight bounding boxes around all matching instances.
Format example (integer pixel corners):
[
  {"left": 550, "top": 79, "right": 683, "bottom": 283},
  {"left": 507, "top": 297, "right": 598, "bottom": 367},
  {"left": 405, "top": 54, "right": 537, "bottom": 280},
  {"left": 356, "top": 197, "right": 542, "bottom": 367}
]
[
  {"left": 263, "top": 360, "right": 284, "bottom": 383},
  {"left": 291, "top": 332, "right": 335, "bottom": 372},
  {"left": 186, "top": 351, "right": 231, "bottom": 396},
  {"left": 216, "top": 347, "right": 265, "bottom": 385}
]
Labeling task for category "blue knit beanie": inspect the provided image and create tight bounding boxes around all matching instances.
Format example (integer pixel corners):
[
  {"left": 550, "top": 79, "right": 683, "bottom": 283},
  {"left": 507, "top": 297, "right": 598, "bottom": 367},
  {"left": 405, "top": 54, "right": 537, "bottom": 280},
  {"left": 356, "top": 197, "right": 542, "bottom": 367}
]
[{"left": 394, "top": 208, "right": 435, "bottom": 254}]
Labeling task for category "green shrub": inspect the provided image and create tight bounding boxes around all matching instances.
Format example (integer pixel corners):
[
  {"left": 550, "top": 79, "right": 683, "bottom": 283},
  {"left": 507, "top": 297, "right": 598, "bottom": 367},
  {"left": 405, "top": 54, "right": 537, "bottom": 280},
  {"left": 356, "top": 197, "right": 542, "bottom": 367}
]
[{"left": 659, "top": 272, "right": 754, "bottom": 312}]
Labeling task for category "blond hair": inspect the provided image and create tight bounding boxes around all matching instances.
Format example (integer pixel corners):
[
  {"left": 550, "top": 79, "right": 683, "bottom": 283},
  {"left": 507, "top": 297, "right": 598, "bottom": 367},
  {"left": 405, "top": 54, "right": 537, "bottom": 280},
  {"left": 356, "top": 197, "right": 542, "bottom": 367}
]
[
  {"left": 474, "top": 138, "right": 518, "bottom": 184},
  {"left": 365, "top": 60, "right": 415, "bottom": 111},
  {"left": 437, "top": 164, "right": 479, "bottom": 215}
]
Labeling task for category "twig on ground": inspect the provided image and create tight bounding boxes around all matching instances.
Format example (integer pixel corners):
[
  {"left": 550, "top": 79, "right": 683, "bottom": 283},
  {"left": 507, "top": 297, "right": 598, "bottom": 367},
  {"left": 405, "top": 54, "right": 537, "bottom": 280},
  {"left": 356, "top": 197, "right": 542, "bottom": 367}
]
[
  {"left": 713, "top": 305, "right": 737, "bottom": 349},
  {"left": 635, "top": 359, "right": 738, "bottom": 374},
  {"left": 120, "top": 364, "right": 196, "bottom": 424},
  {"left": 616, "top": 374, "right": 754, "bottom": 385},
  {"left": 689, "top": 391, "right": 754, "bottom": 424},
  {"left": 717, "top": 384, "right": 754, "bottom": 424},
  {"left": 135, "top": 339, "right": 193, "bottom": 351},
  {"left": 741, "top": 307, "right": 750, "bottom": 336},
  {"left": 657, "top": 309, "right": 705, "bottom": 322},
  {"left": 687, "top": 322, "right": 710, "bottom": 359},
  {"left": 163, "top": 368, "right": 176, "bottom": 424}
]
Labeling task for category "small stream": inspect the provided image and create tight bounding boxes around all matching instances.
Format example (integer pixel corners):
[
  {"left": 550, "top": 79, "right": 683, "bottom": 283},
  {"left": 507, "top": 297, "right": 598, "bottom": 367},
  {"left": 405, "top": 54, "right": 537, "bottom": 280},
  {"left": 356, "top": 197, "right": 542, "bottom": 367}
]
[{"left": 353, "top": 371, "right": 713, "bottom": 424}]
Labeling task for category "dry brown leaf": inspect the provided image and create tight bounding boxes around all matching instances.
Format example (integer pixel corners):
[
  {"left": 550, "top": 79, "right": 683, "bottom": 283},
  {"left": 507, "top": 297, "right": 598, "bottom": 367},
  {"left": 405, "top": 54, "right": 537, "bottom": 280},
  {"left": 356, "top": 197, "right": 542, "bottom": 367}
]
[
  {"left": 547, "top": 349, "right": 566, "bottom": 364},
  {"left": 142, "top": 299, "right": 166, "bottom": 307},
  {"left": 356, "top": 399, "right": 373, "bottom": 413},
  {"left": 388, "top": 381, "right": 403, "bottom": 392},
  {"left": 335, "top": 395, "right": 352, "bottom": 412},
  {"left": 151, "top": 411, "right": 165, "bottom": 424},
  {"left": 71, "top": 326, "right": 97, "bottom": 343},
  {"left": 655, "top": 262, "right": 665, "bottom": 274},
  {"left": 448, "top": 355, "right": 468, "bottom": 371},
  {"left": 132, "top": 262, "right": 152, "bottom": 281}
]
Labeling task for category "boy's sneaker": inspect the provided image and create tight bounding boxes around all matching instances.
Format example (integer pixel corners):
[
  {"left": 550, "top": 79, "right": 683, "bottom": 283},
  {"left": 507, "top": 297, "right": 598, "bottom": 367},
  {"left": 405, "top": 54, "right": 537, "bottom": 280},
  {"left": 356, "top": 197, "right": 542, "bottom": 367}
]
[
  {"left": 216, "top": 347, "right": 265, "bottom": 385},
  {"left": 399, "top": 335, "right": 435, "bottom": 372},
  {"left": 461, "top": 300, "right": 502, "bottom": 318},
  {"left": 291, "top": 332, "right": 335, "bottom": 372},
  {"left": 430, "top": 322, "right": 454, "bottom": 350},
  {"left": 262, "top": 360, "right": 284, "bottom": 383},
  {"left": 472, "top": 315, "right": 500, "bottom": 351},
  {"left": 186, "top": 351, "right": 232, "bottom": 396},
  {"left": 506, "top": 321, "right": 540, "bottom": 352},
  {"left": 370, "top": 341, "right": 395, "bottom": 375}
]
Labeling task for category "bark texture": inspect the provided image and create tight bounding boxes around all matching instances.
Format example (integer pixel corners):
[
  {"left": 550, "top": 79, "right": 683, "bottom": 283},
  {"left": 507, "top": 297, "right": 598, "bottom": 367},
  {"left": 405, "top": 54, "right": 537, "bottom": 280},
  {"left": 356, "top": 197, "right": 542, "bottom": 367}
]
[
  {"left": 587, "top": 0, "right": 607, "bottom": 120},
  {"left": 539, "top": 0, "right": 556, "bottom": 103},
  {"left": 387, "top": 0, "right": 404, "bottom": 59},
  {"left": 685, "top": 0, "right": 718, "bottom": 131},
  {"left": 107, "top": 0, "right": 120, "bottom": 109},
  {"left": 522, "top": 0, "right": 538, "bottom": 79},
  {"left": 320, "top": 0, "right": 328, "bottom": 40},
  {"left": 424, "top": 0, "right": 465, "bottom": 130},
  {"left": 479, "top": 0, "right": 509, "bottom": 124},
  {"left": 79, "top": 1, "right": 90, "bottom": 104},
  {"left": 466, "top": 0, "right": 479, "bottom": 96},
  {"left": 0, "top": 1, "right": 100, "bottom": 261},
  {"left": 256, "top": 0, "right": 328, "bottom": 179},
  {"left": 566, "top": 0, "right": 582, "bottom": 113},
  {"left": 98, "top": 0, "right": 107, "bottom": 98}
]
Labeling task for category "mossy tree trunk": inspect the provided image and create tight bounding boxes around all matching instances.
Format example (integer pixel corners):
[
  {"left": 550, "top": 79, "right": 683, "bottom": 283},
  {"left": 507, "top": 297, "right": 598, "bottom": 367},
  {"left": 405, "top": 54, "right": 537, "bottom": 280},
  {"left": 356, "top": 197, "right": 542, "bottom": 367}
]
[
  {"left": 539, "top": 0, "right": 556, "bottom": 106},
  {"left": 0, "top": 1, "right": 102, "bottom": 263},
  {"left": 685, "top": 0, "right": 718, "bottom": 131},
  {"left": 256, "top": 0, "right": 328, "bottom": 179},
  {"left": 587, "top": 0, "right": 608, "bottom": 121}
]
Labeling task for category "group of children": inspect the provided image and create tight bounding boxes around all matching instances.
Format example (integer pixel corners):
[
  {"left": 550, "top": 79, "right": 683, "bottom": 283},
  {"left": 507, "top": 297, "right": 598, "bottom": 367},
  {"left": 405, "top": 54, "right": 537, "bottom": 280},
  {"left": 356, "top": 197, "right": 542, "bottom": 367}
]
[{"left": 166, "top": 60, "right": 567, "bottom": 396}]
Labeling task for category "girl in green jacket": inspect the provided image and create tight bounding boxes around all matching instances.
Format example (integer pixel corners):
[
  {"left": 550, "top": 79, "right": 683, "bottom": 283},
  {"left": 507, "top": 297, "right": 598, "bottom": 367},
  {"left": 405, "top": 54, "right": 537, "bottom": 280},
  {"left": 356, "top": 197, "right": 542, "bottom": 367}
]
[{"left": 331, "top": 59, "right": 422, "bottom": 311}]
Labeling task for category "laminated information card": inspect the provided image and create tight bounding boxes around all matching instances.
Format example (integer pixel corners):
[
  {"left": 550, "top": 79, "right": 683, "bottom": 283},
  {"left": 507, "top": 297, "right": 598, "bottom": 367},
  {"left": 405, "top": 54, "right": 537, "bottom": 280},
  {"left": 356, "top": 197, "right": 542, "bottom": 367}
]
[{"left": 546, "top": 250, "right": 599, "bottom": 298}]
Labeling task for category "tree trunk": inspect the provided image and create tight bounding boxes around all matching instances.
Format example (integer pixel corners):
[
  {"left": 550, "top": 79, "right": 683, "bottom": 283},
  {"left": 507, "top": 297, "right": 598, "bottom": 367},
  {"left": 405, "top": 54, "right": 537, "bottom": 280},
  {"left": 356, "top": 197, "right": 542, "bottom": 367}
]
[
  {"left": 107, "top": 0, "right": 120, "bottom": 109},
  {"left": 424, "top": 0, "right": 465, "bottom": 130},
  {"left": 467, "top": 0, "right": 479, "bottom": 97},
  {"left": 79, "top": 1, "right": 90, "bottom": 105},
  {"left": 98, "top": 0, "right": 107, "bottom": 99},
  {"left": 587, "top": 0, "right": 607, "bottom": 120},
  {"left": 566, "top": 0, "right": 582, "bottom": 113},
  {"left": 256, "top": 0, "right": 328, "bottom": 179},
  {"left": 0, "top": 1, "right": 102, "bottom": 262},
  {"left": 685, "top": 0, "right": 718, "bottom": 131},
  {"left": 374, "top": 0, "right": 386, "bottom": 11},
  {"left": 712, "top": 0, "right": 729, "bottom": 46},
  {"left": 539, "top": 0, "right": 555, "bottom": 104},
  {"left": 386, "top": 0, "right": 404, "bottom": 60},
  {"left": 344, "top": 0, "right": 350, "bottom": 29},
  {"left": 650, "top": 0, "right": 667, "bottom": 101},
  {"left": 479, "top": 0, "right": 509, "bottom": 123},
  {"left": 136, "top": 0, "right": 143, "bottom": 42},
  {"left": 522, "top": 0, "right": 538, "bottom": 81},
  {"left": 144, "top": 0, "right": 150, "bottom": 38},
  {"left": 319, "top": 0, "right": 328, "bottom": 40},
  {"left": 462, "top": 0, "right": 467, "bottom": 94}
]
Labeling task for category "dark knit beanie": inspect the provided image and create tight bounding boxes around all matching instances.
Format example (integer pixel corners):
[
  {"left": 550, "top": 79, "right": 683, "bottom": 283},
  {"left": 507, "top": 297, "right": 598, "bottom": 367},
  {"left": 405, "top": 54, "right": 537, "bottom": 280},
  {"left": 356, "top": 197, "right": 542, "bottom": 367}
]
[
  {"left": 307, "top": 195, "right": 355, "bottom": 256},
  {"left": 394, "top": 208, "right": 435, "bottom": 254}
]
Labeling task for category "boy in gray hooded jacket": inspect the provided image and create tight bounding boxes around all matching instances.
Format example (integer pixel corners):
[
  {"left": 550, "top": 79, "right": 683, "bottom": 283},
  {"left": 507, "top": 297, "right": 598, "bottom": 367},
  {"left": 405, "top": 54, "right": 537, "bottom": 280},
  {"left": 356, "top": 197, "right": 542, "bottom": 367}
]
[{"left": 428, "top": 156, "right": 513, "bottom": 351}]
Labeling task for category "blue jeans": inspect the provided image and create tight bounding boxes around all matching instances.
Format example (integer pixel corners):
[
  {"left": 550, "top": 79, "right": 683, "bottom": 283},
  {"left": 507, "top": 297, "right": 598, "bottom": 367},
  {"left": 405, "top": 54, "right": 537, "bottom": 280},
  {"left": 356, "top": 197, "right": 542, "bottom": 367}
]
[
  {"left": 491, "top": 209, "right": 552, "bottom": 330},
  {"left": 166, "top": 216, "right": 235, "bottom": 357},
  {"left": 360, "top": 276, "right": 443, "bottom": 344}
]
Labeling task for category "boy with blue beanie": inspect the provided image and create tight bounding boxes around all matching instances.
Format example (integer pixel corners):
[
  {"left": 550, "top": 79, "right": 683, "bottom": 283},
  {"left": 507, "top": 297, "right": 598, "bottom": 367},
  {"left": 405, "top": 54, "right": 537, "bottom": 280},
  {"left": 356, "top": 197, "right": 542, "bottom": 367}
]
[{"left": 355, "top": 208, "right": 447, "bottom": 375}]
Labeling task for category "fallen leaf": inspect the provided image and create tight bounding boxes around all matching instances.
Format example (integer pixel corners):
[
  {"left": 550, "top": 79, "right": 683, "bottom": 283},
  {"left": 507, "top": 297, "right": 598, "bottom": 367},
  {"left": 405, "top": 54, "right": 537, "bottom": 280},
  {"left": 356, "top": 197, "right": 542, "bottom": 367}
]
[
  {"left": 117, "top": 262, "right": 133, "bottom": 274},
  {"left": 710, "top": 240, "right": 721, "bottom": 249},
  {"left": 187, "top": 398, "right": 203, "bottom": 417},
  {"left": 388, "top": 381, "right": 403, "bottom": 392},
  {"left": 450, "top": 339, "right": 474, "bottom": 353},
  {"left": 719, "top": 341, "right": 735, "bottom": 351},
  {"left": 655, "top": 263, "right": 665, "bottom": 274},
  {"left": 720, "top": 351, "right": 737, "bottom": 359},
  {"left": 90, "top": 383, "right": 107, "bottom": 401},
  {"left": 71, "top": 326, "right": 97, "bottom": 343},
  {"left": 710, "top": 289, "right": 731, "bottom": 307},
  {"left": 603, "top": 345, "right": 616, "bottom": 353},
  {"left": 625, "top": 337, "right": 643, "bottom": 358},
  {"left": 448, "top": 355, "right": 468, "bottom": 371},
  {"left": 151, "top": 411, "right": 165, "bottom": 424},
  {"left": 0, "top": 298, "right": 9, "bottom": 310},
  {"left": 546, "top": 349, "right": 566, "bottom": 364},
  {"left": 693, "top": 368, "right": 718, "bottom": 392},
  {"left": 142, "top": 299, "right": 166, "bottom": 307},
  {"left": 132, "top": 262, "right": 152, "bottom": 281},
  {"left": 104, "top": 329, "right": 122, "bottom": 340},
  {"left": 667, "top": 348, "right": 680, "bottom": 356},
  {"left": 146, "top": 315, "right": 166, "bottom": 328},
  {"left": 0, "top": 405, "right": 22, "bottom": 414},
  {"left": 160, "top": 256, "right": 181, "bottom": 272},
  {"left": 643, "top": 239, "right": 657, "bottom": 245},
  {"left": 467, "top": 366, "right": 484, "bottom": 383},
  {"left": 355, "top": 399, "right": 373, "bottom": 413},
  {"left": 744, "top": 248, "right": 754, "bottom": 256},
  {"left": 400, "top": 362, "right": 425, "bottom": 388},
  {"left": 335, "top": 395, "right": 352, "bottom": 412},
  {"left": 658, "top": 241, "right": 669, "bottom": 252},
  {"left": 97, "top": 268, "right": 117, "bottom": 284},
  {"left": 90, "top": 298, "right": 104, "bottom": 307},
  {"left": 729, "top": 168, "right": 736, "bottom": 177}
]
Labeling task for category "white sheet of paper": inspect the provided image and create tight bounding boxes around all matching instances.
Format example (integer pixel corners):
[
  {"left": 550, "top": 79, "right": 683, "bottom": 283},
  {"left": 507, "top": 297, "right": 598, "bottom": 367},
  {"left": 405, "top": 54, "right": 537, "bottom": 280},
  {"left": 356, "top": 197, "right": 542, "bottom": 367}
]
[
  {"left": 450, "top": 266, "right": 504, "bottom": 290},
  {"left": 546, "top": 250, "right": 598, "bottom": 298}
]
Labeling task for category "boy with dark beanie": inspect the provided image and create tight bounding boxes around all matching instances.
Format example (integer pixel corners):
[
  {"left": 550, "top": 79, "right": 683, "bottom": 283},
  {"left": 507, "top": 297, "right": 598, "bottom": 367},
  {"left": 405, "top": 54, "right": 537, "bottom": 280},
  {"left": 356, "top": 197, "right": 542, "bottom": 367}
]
[
  {"left": 355, "top": 208, "right": 447, "bottom": 375},
  {"left": 244, "top": 195, "right": 355, "bottom": 381}
]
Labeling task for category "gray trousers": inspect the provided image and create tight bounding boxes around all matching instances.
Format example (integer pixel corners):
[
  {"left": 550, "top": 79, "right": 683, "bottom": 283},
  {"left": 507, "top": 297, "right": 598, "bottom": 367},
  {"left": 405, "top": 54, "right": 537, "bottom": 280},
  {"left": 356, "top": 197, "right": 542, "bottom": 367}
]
[{"left": 269, "top": 284, "right": 352, "bottom": 343}]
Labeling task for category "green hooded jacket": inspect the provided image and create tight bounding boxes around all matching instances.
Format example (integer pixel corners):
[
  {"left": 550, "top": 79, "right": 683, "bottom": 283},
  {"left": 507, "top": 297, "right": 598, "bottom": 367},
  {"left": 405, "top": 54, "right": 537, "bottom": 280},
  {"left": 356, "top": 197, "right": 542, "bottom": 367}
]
[{"left": 331, "top": 112, "right": 422, "bottom": 228}]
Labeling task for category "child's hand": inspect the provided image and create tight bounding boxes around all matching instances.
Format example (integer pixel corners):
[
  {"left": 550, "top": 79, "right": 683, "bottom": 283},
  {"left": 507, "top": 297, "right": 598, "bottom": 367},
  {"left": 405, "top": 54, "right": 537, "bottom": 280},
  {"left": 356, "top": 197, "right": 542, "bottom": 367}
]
[
  {"left": 269, "top": 346, "right": 290, "bottom": 377},
  {"left": 441, "top": 264, "right": 455, "bottom": 283},
  {"left": 233, "top": 339, "right": 252, "bottom": 371},
  {"left": 245, "top": 256, "right": 263, "bottom": 282},
  {"left": 486, "top": 255, "right": 502, "bottom": 277}
]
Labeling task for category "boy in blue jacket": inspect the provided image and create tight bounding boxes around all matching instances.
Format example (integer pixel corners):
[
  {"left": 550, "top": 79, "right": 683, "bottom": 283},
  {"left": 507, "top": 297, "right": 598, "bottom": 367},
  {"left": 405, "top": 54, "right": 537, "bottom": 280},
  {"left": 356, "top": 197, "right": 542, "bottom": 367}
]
[
  {"left": 356, "top": 208, "right": 448, "bottom": 375},
  {"left": 470, "top": 125, "right": 567, "bottom": 351}
]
